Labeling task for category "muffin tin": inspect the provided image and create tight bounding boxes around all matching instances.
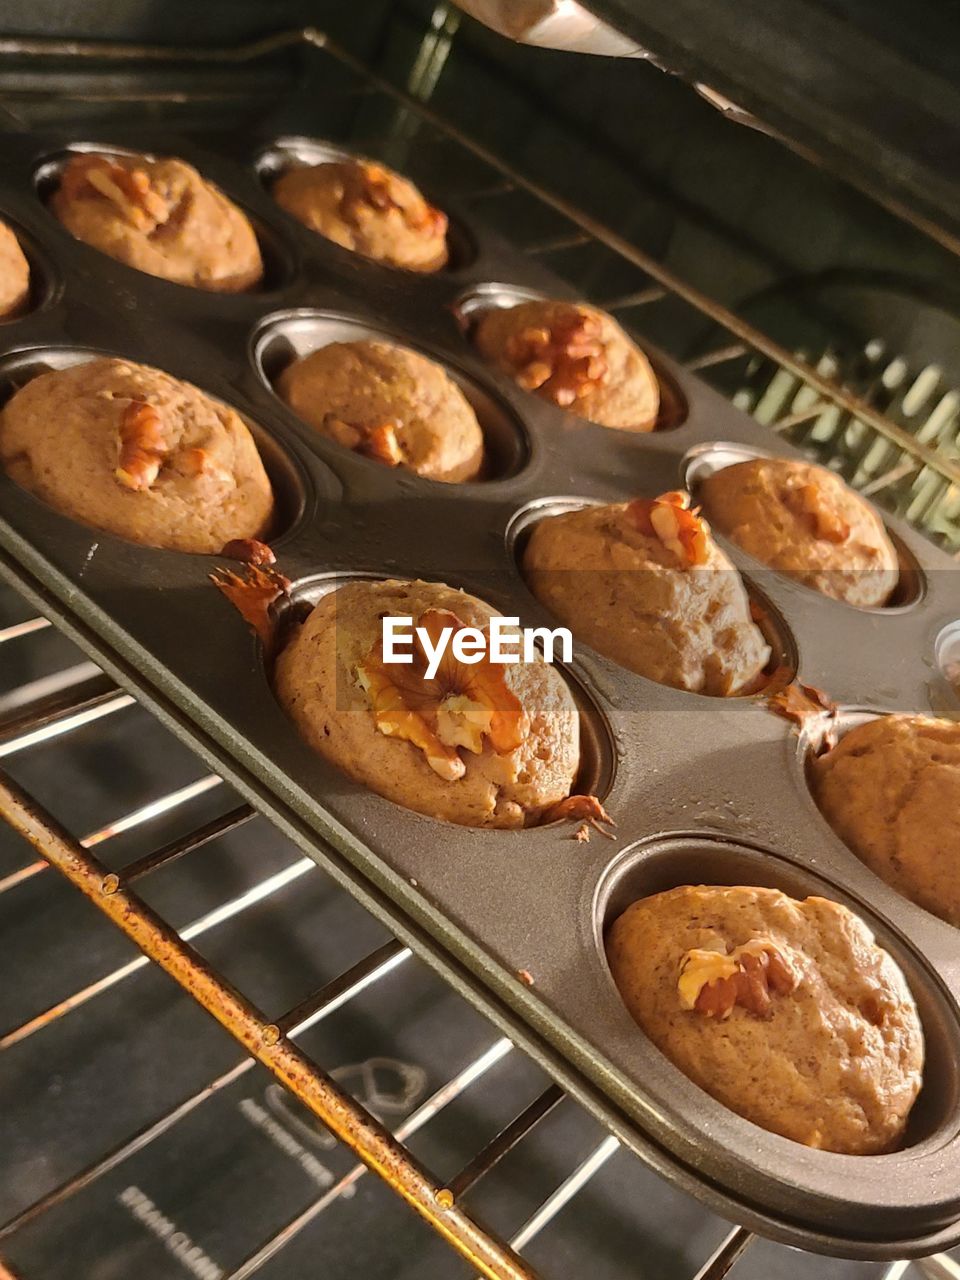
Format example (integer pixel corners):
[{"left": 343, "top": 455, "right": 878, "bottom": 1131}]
[{"left": 1, "top": 126, "right": 959, "bottom": 1259}]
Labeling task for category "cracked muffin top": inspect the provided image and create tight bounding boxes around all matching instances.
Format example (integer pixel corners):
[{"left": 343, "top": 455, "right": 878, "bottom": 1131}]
[
  {"left": 699, "top": 456, "right": 900, "bottom": 608},
  {"left": 607, "top": 884, "right": 924, "bottom": 1154},
  {"left": 473, "top": 299, "right": 660, "bottom": 431},
  {"left": 274, "top": 578, "right": 580, "bottom": 827},
  {"left": 272, "top": 158, "right": 448, "bottom": 272},
  {"left": 811, "top": 714, "right": 960, "bottom": 927},
  {"left": 0, "top": 357, "right": 274, "bottom": 552},
  {"left": 276, "top": 339, "right": 485, "bottom": 483},
  {"left": 51, "top": 152, "right": 263, "bottom": 292},
  {"left": 522, "top": 493, "right": 771, "bottom": 695},
  {"left": 0, "top": 219, "right": 30, "bottom": 318}
]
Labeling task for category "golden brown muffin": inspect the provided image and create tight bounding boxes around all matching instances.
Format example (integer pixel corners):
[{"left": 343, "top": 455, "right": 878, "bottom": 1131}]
[
  {"left": 473, "top": 299, "right": 659, "bottom": 430},
  {"left": 275, "top": 578, "right": 580, "bottom": 827},
  {"left": 811, "top": 714, "right": 960, "bottom": 927},
  {"left": 51, "top": 153, "right": 263, "bottom": 292},
  {"left": 0, "top": 220, "right": 30, "bottom": 318},
  {"left": 272, "top": 159, "right": 448, "bottom": 272},
  {"left": 699, "top": 457, "right": 899, "bottom": 608},
  {"left": 523, "top": 492, "right": 770, "bottom": 695},
  {"left": 276, "top": 340, "right": 484, "bottom": 483},
  {"left": 0, "top": 357, "right": 274, "bottom": 552},
  {"left": 607, "top": 884, "right": 924, "bottom": 1154}
]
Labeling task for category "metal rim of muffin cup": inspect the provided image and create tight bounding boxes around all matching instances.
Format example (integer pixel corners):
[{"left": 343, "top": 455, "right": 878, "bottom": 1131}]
[
  {"left": 32, "top": 142, "right": 297, "bottom": 294},
  {"left": 591, "top": 832, "right": 960, "bottom": 1161},
  {"left": 683, "top": 440, "right": 927, "bottom": 613},
  {"left": 265, "top": 569, "right": 617, "bottom": 818},
  {"left": 0, "top": 344, "right": 308, "bottom": 549},
  {"left": 252, "top": 135, "right": 477, "bottom": 274},
  {"left": 504, "top": 493, "right": 800, "bottom": 698},
  {"left": 450, "top": 281, "right": 690, "bottom": 432},
  {"left": 249, "top": 306, "right": 530, "bottom": 483}
]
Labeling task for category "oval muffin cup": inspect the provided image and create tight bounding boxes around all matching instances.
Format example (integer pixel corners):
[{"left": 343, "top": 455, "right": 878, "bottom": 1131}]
[
  {"left": 0, "top": 344, "right": 306, "bottom": 547},
  {"left": 250, "top": 307, "right": 529, "bottom": 482},
  {"left": 594, "top": 833, "right": 960, "bottom": 1156},
  {"left": 933, "top": 620, "right": 960, "bottom": 711},
  {"left": 796, "top": 704, "right": 960, "bottom": 933},
  {"left": 683, "top": 440, "right": 926, "bottom": 612},
  {"left": 0, "top": 213, "right": 61, "bottom": 322},
  {"left": 264, "top": 569, "right": 617, "bottom": 816},
  {"left": 34, "top": 143, "right": 295, "bottom": 293},
  {"left": 506, "top": 494, "right": 799, "bottom": 697},
  {"left": 452, "top": 281, "right": 688, "bottom": 432},
  {"left": 253, "top": 135, "right": 475, "bottom": 272}
]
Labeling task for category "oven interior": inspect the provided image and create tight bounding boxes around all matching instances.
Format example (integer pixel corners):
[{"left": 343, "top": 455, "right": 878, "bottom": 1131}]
[{"left": 1, "top": 3, "right": 959, "bottom": 1278}]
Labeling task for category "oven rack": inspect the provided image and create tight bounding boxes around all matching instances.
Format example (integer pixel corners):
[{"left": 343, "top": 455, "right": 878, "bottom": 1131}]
[{"left": 0, "top": 19, "right": 957, "bottom": 1279}]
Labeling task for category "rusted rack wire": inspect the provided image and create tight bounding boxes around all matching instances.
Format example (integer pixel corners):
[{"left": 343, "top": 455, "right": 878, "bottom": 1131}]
[{"left": 1, "top": 19, "right": 959, "bottom": 1280}]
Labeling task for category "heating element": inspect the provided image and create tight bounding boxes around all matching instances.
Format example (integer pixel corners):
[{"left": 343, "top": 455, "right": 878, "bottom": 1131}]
[{"left": 1, "top": 18, "right": 959, "bottom": 1280}]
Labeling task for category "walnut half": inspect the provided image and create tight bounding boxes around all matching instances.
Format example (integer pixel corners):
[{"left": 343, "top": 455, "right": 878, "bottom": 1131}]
[{"left": 678, "top": 939, "right": 799, "bottom": 1019}]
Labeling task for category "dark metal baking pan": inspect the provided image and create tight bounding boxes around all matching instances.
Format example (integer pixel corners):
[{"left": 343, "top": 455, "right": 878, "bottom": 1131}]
[{"left": 1, "top": 124, "right": 959, "bottom": 1258}]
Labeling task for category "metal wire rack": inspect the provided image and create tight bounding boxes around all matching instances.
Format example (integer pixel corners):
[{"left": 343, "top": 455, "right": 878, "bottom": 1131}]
[{"left": 1, "top": 19, "right": 959, "bottom": 1280}]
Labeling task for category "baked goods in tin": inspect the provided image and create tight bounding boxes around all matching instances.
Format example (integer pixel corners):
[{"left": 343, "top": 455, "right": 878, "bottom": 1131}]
[
  {"left": 522, "top": 492, "right": 770, "bottom": 695},
  {"left": 276, "top": 340, "right": 484, "bottom": 482},
  {"left": 0, "top": 357, "right": 274, "bottom": 552},
  {"left": 699, "top": 456, "right": 899, "bottom": 608},
  {"left": 811, "top": 714, "right": 960, "bottom": 927},
  {"left": 51, "top": 152, "right": 263, "bottom": 292},
  {"left": 473, "top": 299, "right": 659, "bottom": 430},
  {"left": 607, "top": 884, "right": 924, "bottom": 1154},
  {"left": 0, "top": 220, "right": 30, "bottom": 318},
  {"left": 274, "top": 578, "right": 580, "bottom": 827},
  {"left": 272, "top": 158, "right": 448, "bottom": 272}
]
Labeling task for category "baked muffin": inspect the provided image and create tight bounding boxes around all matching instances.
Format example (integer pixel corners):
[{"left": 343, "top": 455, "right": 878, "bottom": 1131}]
[
  {"left": 811, "top": 714, "right": 960, "bottom": 927},
  {"left": 276, "top": 340, "right": 484, "bottom": 483},
  {"left": 523, "top": 492, "right": 770, "bottom": 695},
  {"left": 0, "top": 220, "right": 30, "bottom": 318},
  {"left": 272, "top": 159, "right": 448, "bottom": 272},
  {"left": 699, "top": 457, "right": 899, "bottom": 608},
  {"left": 275, "top": 578, "right": 580, "bottom": 827},
  {"left": 473, "top": 299, "right": 659, "bottom": 430},
  {"left": 607, "top": 884, "right": 924, "bottom": 1154},
  {"left": 0, "top": 357, "right": 274, "bottom": 552},
  {"left": 51, "top": 152, "right": 263, "bottom": 292}
]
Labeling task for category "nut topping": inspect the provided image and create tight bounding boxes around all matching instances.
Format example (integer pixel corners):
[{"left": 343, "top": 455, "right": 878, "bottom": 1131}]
[
  {"left": 356, "top": 608, "right": 530, "bottom": 780},
  {"left": 210, "top": 562, "right": 292, "bottom": 651},
  {"left": 627, "top": 490, "right": 710, "bottom": 566},
  {"left": 543, "top": 793, "right": 616, "bottom": 837},
  {"left": 502, "top": 309, "right": 609, "bottom": 407},
  {"left": 116, "top": 401, "right": 166, "bottom": 491},
  {"left": 679, "top": 938, "right": 799, "bottom": 1019},
  {"left": 341, "top": 161, "right": 448, "bottom": 239},
  {"left": 221, "top": 538, "right": 276, "bottom": 567},
  {"left": 61, "top": 154, "right": 168, "bottom": 232},
  {"left": 324, "top": 415, "right": 404, "bottom": 467},
  {"left": 784, "top": 479, "right": 851, "bottom": 544}
]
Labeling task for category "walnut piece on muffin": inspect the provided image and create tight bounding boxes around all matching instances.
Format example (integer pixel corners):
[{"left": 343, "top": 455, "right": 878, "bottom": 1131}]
[
  {"left": 0, "top": 220, "right": 30, "bottom": 319},
  {"left": 0, "top": 357, "right": 274, "bottom": 552},
  {"left": 276, "top": 340, "right": 484, "bottom": 483},
  {"left": 473, "top": 299, "right": 660, "bottom": 430},
  {"left": 607, "top": 884, "right": 924, "bottom": 1154},
  {"left": 51, "top": 153, "right": 263, "bottom": 292},
  {"left": 523, "top": 492, "right": 770, "bottom": 695},
  {"left": 274, "top": 579, "right": 580, "bottom": 827},
  {"left": 699, "top": 457, "right": 899, "bottom": 608},
  {"left": 272, "top": 158, "right": 448, "bottom": 272},
  {"left": 811, "top": 714, "right": 960, "bottom": 927}
]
